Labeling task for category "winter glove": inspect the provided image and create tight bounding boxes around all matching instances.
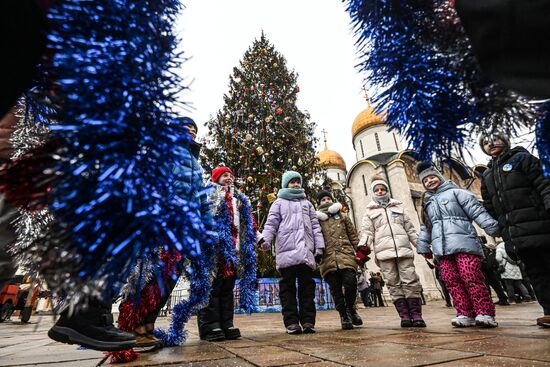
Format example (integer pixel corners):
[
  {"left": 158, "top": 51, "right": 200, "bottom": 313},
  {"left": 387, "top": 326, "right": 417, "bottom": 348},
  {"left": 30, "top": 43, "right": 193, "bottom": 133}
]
[
  {"left": 355, "top": 246, "right": 371, "bottom": 267},
  {"left": 421, "top": 252, "right": 433, "bottom": 260},
  {"left": 315, "top": 253, "right": 323, "bottom": 264},
  {"left": 259, "top": 238, "right": 270, "bottom": 252}
]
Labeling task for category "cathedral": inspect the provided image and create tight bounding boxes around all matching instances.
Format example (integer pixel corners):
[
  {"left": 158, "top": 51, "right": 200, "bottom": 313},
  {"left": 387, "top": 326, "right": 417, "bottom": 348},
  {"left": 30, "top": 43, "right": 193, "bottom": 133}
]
[{"left": 318, "top": 101, "right": 492, "bottom": 299}]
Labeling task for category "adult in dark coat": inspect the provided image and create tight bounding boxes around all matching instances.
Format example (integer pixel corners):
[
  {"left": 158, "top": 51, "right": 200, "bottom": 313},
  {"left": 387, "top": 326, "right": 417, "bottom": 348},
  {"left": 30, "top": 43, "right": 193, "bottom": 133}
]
[{"left": 480, "top": 132, "right": 550, "bottom": 327}]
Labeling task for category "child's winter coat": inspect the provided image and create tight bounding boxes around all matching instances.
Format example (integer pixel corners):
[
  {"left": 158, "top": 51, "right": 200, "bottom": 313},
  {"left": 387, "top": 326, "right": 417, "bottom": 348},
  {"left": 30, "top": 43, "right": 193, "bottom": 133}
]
[
  {"left": 262, "top": 197, "right": 324, "bottom": 270},
  {"left": 417, "top": 180, "right": 499, "bottom": 257},
  {"left": 316, "top": 202, "right": 358, "bottom": 277},
  {"left": 359, "top": 199, "right": 417, "bottom": 262}
]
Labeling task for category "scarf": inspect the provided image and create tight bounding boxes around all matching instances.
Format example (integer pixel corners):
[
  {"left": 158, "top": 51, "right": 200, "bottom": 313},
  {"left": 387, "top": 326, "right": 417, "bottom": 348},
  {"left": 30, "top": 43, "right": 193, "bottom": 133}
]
[
  {"left": 277, "top": 188, "right": 306, "bottom": 200},
  {"left": 373, "top": 193, "right": 390, "bottom": 206},
  {"left": 318, "top": 202, "right": 332, "bottom": 213}
]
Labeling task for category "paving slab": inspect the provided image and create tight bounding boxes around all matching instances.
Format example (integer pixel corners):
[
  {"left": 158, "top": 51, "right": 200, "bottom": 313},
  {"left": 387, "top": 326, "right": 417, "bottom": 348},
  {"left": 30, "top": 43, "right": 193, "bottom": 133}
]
[
  {"left": 121, "top": 343, "right": 233, "bottom": 366},
  {"left": 442, "top": 335, "right": 550, "bottom": 362},
  {"left": 436, "top": 355, "right": 550, "bottom": 367},
  {"left": 228, "top": 345, "right": 320, "bottom": 366}
]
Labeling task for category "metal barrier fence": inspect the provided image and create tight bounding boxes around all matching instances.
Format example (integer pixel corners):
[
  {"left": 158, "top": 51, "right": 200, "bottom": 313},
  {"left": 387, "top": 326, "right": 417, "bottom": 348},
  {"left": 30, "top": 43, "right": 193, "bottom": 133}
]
[{"left": 162, "top": 278, "right": 334, "bottom": 315}]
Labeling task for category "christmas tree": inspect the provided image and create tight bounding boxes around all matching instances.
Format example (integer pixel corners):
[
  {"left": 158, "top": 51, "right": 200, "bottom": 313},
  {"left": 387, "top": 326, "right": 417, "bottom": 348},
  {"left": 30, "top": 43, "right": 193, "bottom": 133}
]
[{"left": 202, "top": 33, "right": 320, "bottom": 277}]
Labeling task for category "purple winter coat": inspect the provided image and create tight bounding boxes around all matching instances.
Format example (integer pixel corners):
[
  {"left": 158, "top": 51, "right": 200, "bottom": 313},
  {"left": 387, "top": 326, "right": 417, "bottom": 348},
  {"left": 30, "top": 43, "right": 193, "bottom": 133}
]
[{"left": 262, "top": 198, "right": 325, "bottom": 270}]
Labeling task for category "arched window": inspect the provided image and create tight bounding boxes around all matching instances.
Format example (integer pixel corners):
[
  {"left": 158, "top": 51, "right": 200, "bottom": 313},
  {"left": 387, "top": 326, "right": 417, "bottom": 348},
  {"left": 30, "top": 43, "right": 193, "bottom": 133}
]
[{"left": 375, "top": 132, "right": 381, "bottom": 151}]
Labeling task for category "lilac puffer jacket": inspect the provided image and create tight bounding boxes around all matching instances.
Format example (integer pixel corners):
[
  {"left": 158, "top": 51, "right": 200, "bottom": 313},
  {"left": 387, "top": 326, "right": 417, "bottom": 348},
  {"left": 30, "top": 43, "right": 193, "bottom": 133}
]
[{"left": 262, "top": 198, "right": 325, "bottom": 270}]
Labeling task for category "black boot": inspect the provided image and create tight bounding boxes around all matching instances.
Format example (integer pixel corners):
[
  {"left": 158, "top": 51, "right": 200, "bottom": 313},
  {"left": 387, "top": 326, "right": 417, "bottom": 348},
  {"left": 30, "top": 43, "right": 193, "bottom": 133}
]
[
  {"left": 223, "top": 327, "right": 241, "bottom": 340},
  {"left": 348, "top": 307, "right": 363, "bottom": 326},
  {"left": 48, "top": 302, "right": 136, "bottom": 351},
  {"left": 337, "top": 305, "right": 353, "bottom": 330}
]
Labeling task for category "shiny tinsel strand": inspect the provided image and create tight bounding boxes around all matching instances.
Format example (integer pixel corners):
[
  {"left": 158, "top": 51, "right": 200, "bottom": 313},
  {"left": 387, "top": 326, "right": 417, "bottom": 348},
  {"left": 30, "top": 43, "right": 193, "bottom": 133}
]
[
  {"left": 0, "top": 0, "right": 215, "bottom": 307},
  {"left": 344, "top": 0, "right": 539, "bottom": 160}
]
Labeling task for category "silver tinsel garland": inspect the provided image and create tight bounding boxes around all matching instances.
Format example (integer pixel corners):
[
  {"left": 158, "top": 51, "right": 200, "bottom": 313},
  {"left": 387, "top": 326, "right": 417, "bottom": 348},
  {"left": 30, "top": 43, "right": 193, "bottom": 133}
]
[{"left": 9, "top": 97, "right": 53, "bottom": 273}]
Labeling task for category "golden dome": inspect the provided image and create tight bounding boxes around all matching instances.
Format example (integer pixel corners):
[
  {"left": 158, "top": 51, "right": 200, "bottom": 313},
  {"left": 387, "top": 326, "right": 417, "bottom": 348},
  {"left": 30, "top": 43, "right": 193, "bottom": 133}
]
[
  {"left": 318, "top": 148, "right": 346, "bottom": 171},
  {"left": 351, "top": 104, "right": 385, "bottom": 138},
  {"left": 318, "top": 131, "right": 346, "bottom": 171}
]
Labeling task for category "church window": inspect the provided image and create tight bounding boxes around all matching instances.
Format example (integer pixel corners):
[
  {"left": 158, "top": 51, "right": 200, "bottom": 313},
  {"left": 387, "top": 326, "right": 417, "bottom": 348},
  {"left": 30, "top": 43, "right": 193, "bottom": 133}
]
[
  {"left": 337, "top": 172, "right": 341, "bottom": 181},
  {"left": 393, "top": 133, "right": 399, "bottom": 150},
  {"left": 359, "top": 140, "right": 365, "bottom": 158},
  {"left": 375, "top": 132, "right": 381, "bottom": 151},
  {"left": 362, "top": 175, "right": 368, "bottom": 196}
]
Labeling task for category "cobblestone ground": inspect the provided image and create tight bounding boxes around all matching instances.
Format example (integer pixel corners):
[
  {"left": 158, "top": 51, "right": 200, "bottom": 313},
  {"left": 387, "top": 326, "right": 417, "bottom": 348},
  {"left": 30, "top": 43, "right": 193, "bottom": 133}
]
[{"left": 1, "top": 301, "right": 549, "bottom": 367}]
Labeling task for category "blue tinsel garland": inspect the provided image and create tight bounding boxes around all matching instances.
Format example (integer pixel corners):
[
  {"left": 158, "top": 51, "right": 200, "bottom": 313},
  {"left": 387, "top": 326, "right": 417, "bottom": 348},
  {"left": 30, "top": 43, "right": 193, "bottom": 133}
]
[
  {"left": 26, "top": 0, "right": 212, "bottom": 304},
  {"left": 344, "top": 0, "right": 539, "bottom": 160},
  {"left": 213, "top": 189, "right": 257, "bottom": 314},
  {"left": 344, "top": 0, "right": 472, "bottom": 159},
  {"left": 235, "top": 191, "right": 258, "bottom": 314}
]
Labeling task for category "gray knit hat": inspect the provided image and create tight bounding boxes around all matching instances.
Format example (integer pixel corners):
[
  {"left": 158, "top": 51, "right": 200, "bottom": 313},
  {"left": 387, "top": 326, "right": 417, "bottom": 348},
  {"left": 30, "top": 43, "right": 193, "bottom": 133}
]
[
  {"left": 416, "top": 161, "right": 445, "bottom": 185},
  {"left": 478, "top": 131, "right": 511, "bottom": 155}
]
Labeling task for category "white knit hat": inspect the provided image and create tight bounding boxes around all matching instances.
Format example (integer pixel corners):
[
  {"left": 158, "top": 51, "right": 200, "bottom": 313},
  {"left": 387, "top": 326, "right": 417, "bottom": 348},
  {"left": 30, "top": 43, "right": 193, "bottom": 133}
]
[{"left": 370, "top": 175, "right": 389, "bottom": 193}]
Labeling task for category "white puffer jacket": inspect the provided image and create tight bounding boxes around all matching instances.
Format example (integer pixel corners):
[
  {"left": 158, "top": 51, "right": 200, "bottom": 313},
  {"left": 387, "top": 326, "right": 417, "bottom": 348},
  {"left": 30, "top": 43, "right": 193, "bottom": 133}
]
[
  {"left": 358, "top": 199, "right": 418, "bottom": 261},
  {"left": 496, "top": 242, "right": 523, "bottom": 280}
]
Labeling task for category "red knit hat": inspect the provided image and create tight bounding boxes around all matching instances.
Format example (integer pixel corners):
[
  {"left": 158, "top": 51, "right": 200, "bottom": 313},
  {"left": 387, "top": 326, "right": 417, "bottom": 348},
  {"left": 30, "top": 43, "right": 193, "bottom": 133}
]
[{"left": 212, "top": 166, "right": 234, "bottom": 184}]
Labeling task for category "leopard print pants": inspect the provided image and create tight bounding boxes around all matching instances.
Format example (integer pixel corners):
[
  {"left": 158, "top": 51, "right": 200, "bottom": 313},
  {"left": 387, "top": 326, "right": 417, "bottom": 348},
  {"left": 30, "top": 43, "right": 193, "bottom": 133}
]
[{"left": 440, "top": 252, "right": 495, "bottom": 317}]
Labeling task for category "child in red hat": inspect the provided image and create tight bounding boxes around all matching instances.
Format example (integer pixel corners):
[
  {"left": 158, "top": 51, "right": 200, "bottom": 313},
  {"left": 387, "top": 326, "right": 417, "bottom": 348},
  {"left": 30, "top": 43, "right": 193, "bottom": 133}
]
[{"left": 197, "top": 166, "right": 257, "bottom": 341}]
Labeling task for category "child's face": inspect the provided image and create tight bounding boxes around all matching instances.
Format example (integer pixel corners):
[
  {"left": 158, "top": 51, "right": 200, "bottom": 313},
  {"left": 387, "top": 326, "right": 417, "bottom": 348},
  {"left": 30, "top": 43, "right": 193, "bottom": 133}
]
[
  {"left": 373, "top": 184, "right": 387, "bottom": 197},
  {"left": 482, "top": 137, "right": 506, "bottom": 157},
  {"left": 218, "top": 172, "right": 234, "bottom": 186},
  {"left": 320, "top": 196, "right": 333, "bottom": 205},
  {"left": 423, "top": 175, "right": 441, "bottom": 191},
  {"left": 288, "top": 178, "right": 301, "bottom": 189},
  {"left": 186, "top": 125, "right": 197, "bottom": 140}
]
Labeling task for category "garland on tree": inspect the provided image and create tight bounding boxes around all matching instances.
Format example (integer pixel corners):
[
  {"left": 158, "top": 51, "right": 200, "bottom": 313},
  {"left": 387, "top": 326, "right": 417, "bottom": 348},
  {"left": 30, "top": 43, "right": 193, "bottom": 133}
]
[
  {"left": 344, "top": 0, "right": 539, "bottom": 160},
  {"left": 211, "top": 186, "right": 257, "bottom": 314}
]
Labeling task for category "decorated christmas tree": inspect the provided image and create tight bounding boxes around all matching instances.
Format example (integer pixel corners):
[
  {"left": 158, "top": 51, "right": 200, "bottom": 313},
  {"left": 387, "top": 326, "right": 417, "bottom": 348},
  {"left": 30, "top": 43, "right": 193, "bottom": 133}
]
[{"left": 201, "top": 33, "right": 320, "bottom": 276}]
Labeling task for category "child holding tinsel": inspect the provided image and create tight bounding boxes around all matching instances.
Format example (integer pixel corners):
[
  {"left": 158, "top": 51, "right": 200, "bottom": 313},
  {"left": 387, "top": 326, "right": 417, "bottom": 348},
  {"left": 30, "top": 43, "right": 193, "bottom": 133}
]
[
  {"left": 315, "top": 190, "right": 362, "bottom": 330},
  {"left": 416, "top": 162, "right": 500, "bottom": 328},
  {"left": 260, "top": 171, "right": 324, "bottom": 334},
  {"left": 197, "top": 166, "right": 257, "bottom": 341}
]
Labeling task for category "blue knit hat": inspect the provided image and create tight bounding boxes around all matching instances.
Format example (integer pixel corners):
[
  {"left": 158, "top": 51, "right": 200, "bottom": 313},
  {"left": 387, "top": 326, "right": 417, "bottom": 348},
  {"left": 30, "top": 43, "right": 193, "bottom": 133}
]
[{"left": 281, "top": 171, "right": 302, "bottom": 188}]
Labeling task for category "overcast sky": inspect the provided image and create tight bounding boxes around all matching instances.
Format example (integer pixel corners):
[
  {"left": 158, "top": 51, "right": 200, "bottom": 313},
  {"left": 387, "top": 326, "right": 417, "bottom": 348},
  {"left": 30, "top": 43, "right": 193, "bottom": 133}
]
[{"left": 175, "top": 0, "right": 532, "bottom": 170}]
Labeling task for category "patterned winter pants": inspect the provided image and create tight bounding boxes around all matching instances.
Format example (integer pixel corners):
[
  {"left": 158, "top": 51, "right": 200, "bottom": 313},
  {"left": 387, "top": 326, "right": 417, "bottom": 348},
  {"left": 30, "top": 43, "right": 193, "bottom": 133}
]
[{"left": 440, "top": 252, "right": 495, "bottom": 317}]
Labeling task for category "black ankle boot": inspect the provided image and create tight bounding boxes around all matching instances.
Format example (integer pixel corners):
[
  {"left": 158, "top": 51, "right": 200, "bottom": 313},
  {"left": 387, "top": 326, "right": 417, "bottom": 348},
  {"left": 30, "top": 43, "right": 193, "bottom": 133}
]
[
  {"left": 337, "top": 306, "right": 353, "bottom": 330},
  {"left": 48, "top": 302, "right": 136, "bottom": 351},
  {"left": 348, "top": 308, "right": 363, "bottom": 326},
  {"left": 223, "top": 327, "right": 241, "bottom": 340}
]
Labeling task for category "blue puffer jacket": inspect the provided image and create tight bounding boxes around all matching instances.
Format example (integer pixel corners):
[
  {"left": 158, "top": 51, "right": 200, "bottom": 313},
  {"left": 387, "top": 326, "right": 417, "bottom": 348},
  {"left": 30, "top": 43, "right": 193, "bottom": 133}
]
[
  {"left": 417, "top": 181, "right": 499, "bottom": 257},
  {"left": 171, "top": 141, "right": 211, "bottom": 220}
]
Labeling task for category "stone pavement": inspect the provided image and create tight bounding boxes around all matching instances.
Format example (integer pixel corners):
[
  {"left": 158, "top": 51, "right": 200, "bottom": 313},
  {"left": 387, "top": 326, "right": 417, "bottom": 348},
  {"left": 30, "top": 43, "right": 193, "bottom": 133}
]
[{"left": 1, "top": 301, "right": 549, "bottom": 367}]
